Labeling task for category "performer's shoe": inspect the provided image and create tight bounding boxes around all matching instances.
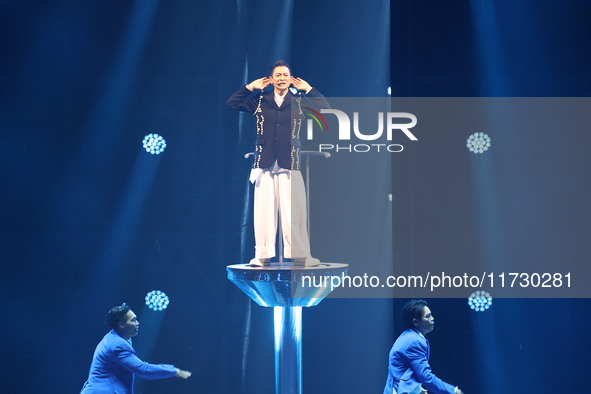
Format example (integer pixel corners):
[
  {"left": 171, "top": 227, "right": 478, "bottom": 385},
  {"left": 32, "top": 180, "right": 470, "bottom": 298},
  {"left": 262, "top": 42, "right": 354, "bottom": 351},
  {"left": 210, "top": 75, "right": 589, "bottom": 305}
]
[
  {"left": 293, "top": 257, "right": 321, "bottom": 267},
  {"left": 249, "top": 258, "right": 269, "bottom": 267},
  {"left": 304, "top": 257, "right": 321, "bottom": 267}
]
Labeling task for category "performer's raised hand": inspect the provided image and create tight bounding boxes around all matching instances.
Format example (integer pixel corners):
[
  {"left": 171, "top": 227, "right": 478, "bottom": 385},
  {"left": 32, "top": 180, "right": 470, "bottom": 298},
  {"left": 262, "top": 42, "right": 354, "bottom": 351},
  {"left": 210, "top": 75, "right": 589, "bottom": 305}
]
[
  {"left": 175, "top": 369, "right": 192, "bottom": 379},
  {"left": 291, "top": 77, "right": 312, "bottom": 92},
  {"left": 246, "top": 77, "right": 271, "bottom": 91}
]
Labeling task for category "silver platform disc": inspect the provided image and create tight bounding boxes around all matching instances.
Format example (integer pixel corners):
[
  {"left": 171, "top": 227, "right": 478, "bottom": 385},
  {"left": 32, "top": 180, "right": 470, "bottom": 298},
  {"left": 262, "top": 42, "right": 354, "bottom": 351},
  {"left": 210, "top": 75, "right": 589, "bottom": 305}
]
[{"left": 227, "top": 262, "right": 349, "bottom": 307}]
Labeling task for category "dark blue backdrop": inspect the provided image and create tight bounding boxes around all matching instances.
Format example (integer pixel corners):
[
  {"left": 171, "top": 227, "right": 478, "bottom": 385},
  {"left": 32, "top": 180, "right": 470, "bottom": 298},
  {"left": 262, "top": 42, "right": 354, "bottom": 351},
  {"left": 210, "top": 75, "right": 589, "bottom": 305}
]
[
  {"left": 391, "top": 1, "right": 591, "bottom": 393},
  {"left": 1, "top": 1, "right": 590, "bottom": 393}
]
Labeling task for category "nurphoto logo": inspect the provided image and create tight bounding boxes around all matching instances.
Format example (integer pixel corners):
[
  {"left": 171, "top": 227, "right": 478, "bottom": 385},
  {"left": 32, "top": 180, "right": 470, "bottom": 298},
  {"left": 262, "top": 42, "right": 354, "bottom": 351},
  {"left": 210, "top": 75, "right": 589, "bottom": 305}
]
[{"left": 302, "top": 98, "right": 419, "bottom": 154}]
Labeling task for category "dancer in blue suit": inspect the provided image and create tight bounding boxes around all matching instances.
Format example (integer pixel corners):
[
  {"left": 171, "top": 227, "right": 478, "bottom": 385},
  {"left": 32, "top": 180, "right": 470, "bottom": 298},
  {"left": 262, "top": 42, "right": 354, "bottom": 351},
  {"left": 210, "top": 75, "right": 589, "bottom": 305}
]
[
  {"left": 81, "top": 303, "right": 191, "bottom": 393},
  {"left": 384, "top": 300, "right": 463, "bottom": 394}
]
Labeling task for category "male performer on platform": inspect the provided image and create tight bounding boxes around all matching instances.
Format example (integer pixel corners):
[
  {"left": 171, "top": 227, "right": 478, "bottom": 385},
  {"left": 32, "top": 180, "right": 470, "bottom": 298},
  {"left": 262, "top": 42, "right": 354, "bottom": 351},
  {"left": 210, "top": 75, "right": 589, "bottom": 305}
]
[
  {"left": 226, "top": 60, "right": 328, "bottom": 267},
  {"left": 81, "top": 303, "right": 191, "bottom": 393},
  {"left": 383, "top": 300, "right": 464, "bottom": 394}
]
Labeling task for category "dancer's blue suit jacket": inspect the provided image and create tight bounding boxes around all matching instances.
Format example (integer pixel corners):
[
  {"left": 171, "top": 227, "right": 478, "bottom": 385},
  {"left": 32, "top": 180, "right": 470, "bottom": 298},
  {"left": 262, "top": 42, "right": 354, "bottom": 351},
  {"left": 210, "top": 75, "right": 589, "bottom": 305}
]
[
  {"left": 383, "top": 329, "right": 455, "bottom": 394},
  {"left": 80, "top": 330, "right": 177, "bottom": 394}
]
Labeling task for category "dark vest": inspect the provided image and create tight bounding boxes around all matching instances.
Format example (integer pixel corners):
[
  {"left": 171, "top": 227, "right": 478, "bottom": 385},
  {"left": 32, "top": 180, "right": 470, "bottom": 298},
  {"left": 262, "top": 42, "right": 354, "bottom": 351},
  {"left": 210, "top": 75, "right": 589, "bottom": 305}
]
[{"left": 252, "top": 90, "right": 303, "bottom": 170}]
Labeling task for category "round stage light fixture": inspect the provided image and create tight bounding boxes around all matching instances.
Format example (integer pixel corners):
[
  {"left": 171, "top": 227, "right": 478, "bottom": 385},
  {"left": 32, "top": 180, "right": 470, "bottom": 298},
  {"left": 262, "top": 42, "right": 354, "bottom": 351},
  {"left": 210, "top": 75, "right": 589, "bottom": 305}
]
[
  {"left": 466, "top": 132, "right": 491, "bottom": 154},
  {"left": 145, "top": 290, "right": 170, "bottom": 311},
  {"left": 142, "top": 133, "right": 167, "bottom": 154},
  {"left": 468, "top": 290, "right": 493, "bottom": 312}
]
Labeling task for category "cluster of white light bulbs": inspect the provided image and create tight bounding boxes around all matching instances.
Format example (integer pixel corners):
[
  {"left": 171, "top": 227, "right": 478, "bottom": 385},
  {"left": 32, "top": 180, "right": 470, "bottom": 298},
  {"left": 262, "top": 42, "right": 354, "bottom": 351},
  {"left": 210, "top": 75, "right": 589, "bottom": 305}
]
[
  {"left": 468, "top": 290, "right": 493, "bottom": 312},
  {"left": 142, "top": 133, "right": 167, "bottom": 154},
  {"left": 467, "top": 132, "right": 491, "bottom": 154},
  {"left": 145, "top": 290, "right": 170, "bottom": 311}
]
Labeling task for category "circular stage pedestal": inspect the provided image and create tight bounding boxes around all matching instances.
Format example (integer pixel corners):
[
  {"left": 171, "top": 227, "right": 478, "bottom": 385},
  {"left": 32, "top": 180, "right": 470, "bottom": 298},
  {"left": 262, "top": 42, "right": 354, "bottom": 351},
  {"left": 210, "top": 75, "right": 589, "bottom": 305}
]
[{"left": 227, "top": 263, "right": 348, "bottom": 394}]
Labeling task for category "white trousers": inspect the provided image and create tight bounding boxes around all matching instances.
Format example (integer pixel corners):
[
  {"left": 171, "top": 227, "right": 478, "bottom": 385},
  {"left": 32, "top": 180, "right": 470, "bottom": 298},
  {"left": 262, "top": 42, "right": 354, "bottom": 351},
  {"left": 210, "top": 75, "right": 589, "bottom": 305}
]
[{"left": 253, "top": 170, "right": 311, "bottom": 259}]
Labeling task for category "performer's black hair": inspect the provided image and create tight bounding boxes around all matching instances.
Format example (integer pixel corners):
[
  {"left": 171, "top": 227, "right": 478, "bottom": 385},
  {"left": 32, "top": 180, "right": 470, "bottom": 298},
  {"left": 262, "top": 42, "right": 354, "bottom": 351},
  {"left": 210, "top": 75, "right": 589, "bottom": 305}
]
[
  {"left": 270, "top": 59, "right": 292, "bottom": 75},
  {"left": 105, "top": 303, "right": 131, "bottom": 329},
  {"left": 401, "top": 299, "right": 428, "bottom": 329}
]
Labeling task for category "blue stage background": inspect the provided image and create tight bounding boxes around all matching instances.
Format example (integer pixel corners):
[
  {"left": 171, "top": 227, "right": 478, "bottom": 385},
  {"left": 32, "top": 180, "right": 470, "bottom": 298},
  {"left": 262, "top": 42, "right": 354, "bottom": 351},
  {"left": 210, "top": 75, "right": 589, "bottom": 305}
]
[{"left": 1, "top": 1, "right": 590, "bottom": 393}]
